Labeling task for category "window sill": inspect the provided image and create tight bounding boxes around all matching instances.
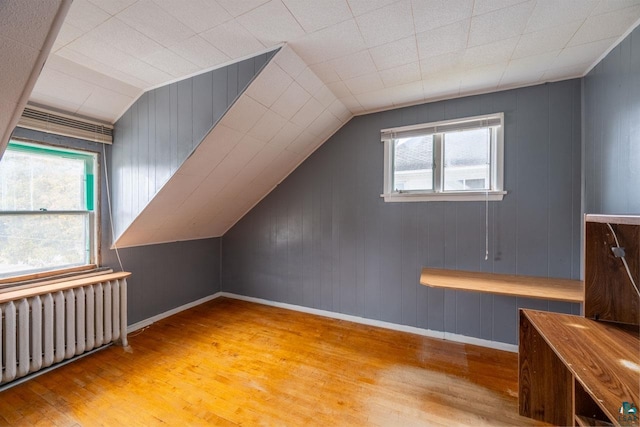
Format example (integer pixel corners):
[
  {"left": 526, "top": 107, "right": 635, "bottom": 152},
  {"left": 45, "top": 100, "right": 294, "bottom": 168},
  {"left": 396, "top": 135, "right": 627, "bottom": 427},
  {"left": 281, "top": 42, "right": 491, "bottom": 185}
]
[{"left": 381, "top": 190, "right": 506, "bottom": 203}]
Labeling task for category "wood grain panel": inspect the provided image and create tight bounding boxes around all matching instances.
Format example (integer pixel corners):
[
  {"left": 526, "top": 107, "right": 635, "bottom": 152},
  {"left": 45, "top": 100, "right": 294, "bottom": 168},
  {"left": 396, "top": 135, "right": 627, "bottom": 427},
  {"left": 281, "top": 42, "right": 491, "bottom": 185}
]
[
  {"left": 584, "top": 221, "right": 640, "bottom": 325},
  {"left": 420, "top": 268, "right": 584, "bottom": 302},
  {"left": 521, "top": 309, "right": 640, "bottom": 423},
  {"left": 518, "top": 310, "right": 573, "bottom": 426}
]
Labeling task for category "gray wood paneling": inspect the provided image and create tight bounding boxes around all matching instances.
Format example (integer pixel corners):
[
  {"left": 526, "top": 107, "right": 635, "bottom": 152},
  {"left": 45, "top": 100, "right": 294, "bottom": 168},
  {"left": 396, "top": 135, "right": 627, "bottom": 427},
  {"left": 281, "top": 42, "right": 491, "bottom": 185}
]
[
  {"left": 584, "top": 26, "right": 640, "bottom": 214},
  {"left": 111, "top": 52, "right": 277, "bottom": 239},
  {"left": 222, "top": 80, "right": 583, "bottom": 345}
]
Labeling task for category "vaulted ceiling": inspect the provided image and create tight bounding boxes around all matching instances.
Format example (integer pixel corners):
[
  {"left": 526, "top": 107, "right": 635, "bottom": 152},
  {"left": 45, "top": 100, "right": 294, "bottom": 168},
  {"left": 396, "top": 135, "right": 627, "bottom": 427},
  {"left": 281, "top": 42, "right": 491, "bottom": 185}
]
[{"left": 30, "top": 0, "right": 640, "bottom": 124}]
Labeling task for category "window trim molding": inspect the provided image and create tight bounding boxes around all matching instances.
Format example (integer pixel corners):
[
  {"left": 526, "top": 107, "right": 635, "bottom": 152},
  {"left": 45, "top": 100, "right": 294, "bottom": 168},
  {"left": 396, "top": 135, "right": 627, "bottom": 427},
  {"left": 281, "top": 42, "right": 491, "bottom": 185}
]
[
  {"left": 381, "top": 112, "right": 506, "bottom": 202},
  {"left": 0, "top": 140, "right": 100, "bottom": 280}
]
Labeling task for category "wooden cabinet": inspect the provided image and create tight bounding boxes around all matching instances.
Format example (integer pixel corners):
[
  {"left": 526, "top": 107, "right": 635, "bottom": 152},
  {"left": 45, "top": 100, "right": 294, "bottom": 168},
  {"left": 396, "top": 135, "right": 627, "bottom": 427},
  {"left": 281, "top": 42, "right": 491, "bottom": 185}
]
[{"left": 519, "top": 215, "right": 640, "bottom": 427}]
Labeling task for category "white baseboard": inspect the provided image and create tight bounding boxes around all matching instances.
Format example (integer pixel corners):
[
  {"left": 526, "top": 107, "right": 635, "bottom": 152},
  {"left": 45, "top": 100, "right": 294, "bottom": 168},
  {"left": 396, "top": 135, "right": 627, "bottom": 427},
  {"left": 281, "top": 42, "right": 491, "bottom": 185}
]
[
  {"left": 127, "top": 292, "right": 222, "bottom": 333},
  {"left": 218, "top": 292, "right": 518, "bottom": 353},
  {"left": 126, "top": 291, "right": 517, "bottom": 353}
]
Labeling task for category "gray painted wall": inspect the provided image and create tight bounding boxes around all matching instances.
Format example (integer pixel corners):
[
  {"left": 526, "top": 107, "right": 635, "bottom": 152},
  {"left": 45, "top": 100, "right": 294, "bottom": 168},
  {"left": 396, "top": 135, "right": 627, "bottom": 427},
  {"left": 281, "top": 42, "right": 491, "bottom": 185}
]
[
  {"left": 11, "top": 128, "right": 221, "bottom": 325},
  {"left": 583, "top": 26, "right": 640, "bottom": 214},
  {"left": 222, "top": 80, "right": 583, "bottom": 345},
  {"left": 111, "top": 51, "right": 276, "bottom": 239}
]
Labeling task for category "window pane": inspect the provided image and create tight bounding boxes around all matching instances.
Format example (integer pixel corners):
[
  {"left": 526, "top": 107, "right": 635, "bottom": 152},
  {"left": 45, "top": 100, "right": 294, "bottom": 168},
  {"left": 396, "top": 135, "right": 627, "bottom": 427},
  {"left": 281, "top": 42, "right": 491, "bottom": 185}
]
[
  {"left": 393, "top": 135, "right": 433, "bottom": 191},
  {"left": 0, "top": 148, "right": 86, "bottom": 210},
  {"left": 443, "top": 128, "right": 490, "bottom": 191},
  {"left": 0, "top": 213, "right": 89, "bottom": 278}
]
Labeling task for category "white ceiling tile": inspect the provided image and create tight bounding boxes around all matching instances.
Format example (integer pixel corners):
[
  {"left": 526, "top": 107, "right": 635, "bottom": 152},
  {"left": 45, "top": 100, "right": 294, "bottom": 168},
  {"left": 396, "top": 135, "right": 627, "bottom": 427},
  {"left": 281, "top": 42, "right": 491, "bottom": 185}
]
[
  {"left": 500, "top": 52, "right": 559, "bottom": 87},
  {"left": 32, "top": 67, "right": 96, "bottom": 106},
  {"left": 423, "top": 72, "right": 462, "bottom": 100},
  {"left": 567, "top": 6, "right": 640, "bottom": 47},
  {"left": 314, "top": 85, "right": 338, "bottom": 107},
  {"left": 473, "top": 0, "right": 531, "bottom": 16},
  {"left": 208, "top": 123, "right": 246, "bottom": 144},
  {"left": 222, "top": 95, "right": 269, "bottom": 133},
  {"left": 86, "top": 0, "right": 137, "bottom": 16},
  {"left": 553, "top": 37, "right": 619, "bottom": 69},
  {"left": 468, "top": 1, "right": 534, "bottom": 47},
  {"left": 330, "top": 51, "right": 377, "bottom": 80},
  {"left": 355, "top": 87, "right": 396, "bottom": 110},
  {"left": 248, "top": 109, "right": 288, "bottom": 141},
  {"left": 309, "top": 62, "right": 342, "bottom": 83},
  {"left": 142, "top": 48, "right": 200, "bottom": 77},
  {"left": 216, "top": 0, "right": 270, "bottom": 17},
  {"left": 269, "top": 121, "right": 305, "bottom": 150},
  {"left": 78, "top": 86, "right": 137, "bottom": 122},
  {"left": 541, "top": 62, "right": 591, "bottom": 81},
  {"left": 52, "top": 22, "right": 84, "bottom": 52},
  {"left": 64, "top": 0, "right": 111, "bottom": 33},
  {"left": 291, "top": 19, "right": 366, "bottom": 64},
  {"left": 389, "top": 80, "right": 425, "bottom": 106},
  {"left": 591, "top": 0, "right": 640, "bottom": 15},
  {"left": 283, "top": 0, "right": 353, "bottom": 32},
  {"left": 236, "top": 0, "right": 305, "bottom": 45},
  {"left": 55, "top": 48, "right": 149, "bottom": 89},
  {"left": 369, "top": 36, "right": 419, "bottom": 70},
  {"left": 461, "top": 37, "right": 519, "bottom": 68},
  {"left": 412, "top": 0, "right": 474, "bottom": 33},
  {"left": 307, "top": 109, "right": 342, "bottom": 138},
  {"left": 420, "top": 52, "right": 464, "bottom": 77},
  {"left": 116, "top": 0, "right": 195, "bottom": 47},
  {"left": 327, "top": 99, "right": 352, "bottom": 122},
  {"left": 337, "top": 94, "right": 365, "bottom": 113},
  {"left": 271, "top": 81, "right": 311, "bottom": 119},
  {"left": 525, "top": 0, "right": 599, "bottom": 33},
  {"left": 459, "top": 62, "right": 506, "bottom": 93},
  {"left": 347, "top": 0, "right": 399, "bottom": 16},
  {"left": 286, "top": 130, "right": 319, "bottom": 154},
  {"left": 273, "top": 46, "right": 308, "bottom": 78},
  {"left": 111, "top": 55, "right": 174, "bottom": 86},
  {"left": 174, "top": 137, "right": 235, "bottom": 178},
  {"left": 356, "top": 0, "right": 414, "bottom": 47},
  {"left": 152, "top": 0, "right": 232, "bottom": 33},
  {"left": 201, "top": 20, "right": 266, "bottom": 58},
  {"left": 512, "top": 21, "right": 582, "bottom": 59},
  {"left": 246, "top": 64, "right": 293, "bottom": 107},
  {"left": 88, "top": 18, "right": 164, "bottom": 58},
  {"left": 379, "top": 62, "right": 421, "bottom": 87},
  {"left": 296, "top": 67, "right": 325, "bottom": 95},
  {"left": 168, "top": 35, "right": 230, "bottom": 69},
  {"left": 416, "top": 19, "right": 469, "bottom": 60},
  {"left": 344, "top": 72, "right": 385, "bottom": 95},
  {"left": 326, "top": 81, "right": 352, "bottom": 98},
  {"left": 0, "top": 36, "right": 39, "bottom": 101},
  {"left": 27, "top": 93, "right": 85, "bottom": 117},
  {"left": 291, "top": 97, "right": 325, "bottom": 128},
  {"left": 0, "top": 0, "right": 61, "bottom": 50}
]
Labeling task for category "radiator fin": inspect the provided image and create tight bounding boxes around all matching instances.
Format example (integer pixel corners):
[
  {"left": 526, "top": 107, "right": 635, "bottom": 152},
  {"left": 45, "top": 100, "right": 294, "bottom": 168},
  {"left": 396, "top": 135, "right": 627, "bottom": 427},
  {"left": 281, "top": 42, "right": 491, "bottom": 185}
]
[{"left": 0, "top": 278, "right": 128, "bottom": 386}]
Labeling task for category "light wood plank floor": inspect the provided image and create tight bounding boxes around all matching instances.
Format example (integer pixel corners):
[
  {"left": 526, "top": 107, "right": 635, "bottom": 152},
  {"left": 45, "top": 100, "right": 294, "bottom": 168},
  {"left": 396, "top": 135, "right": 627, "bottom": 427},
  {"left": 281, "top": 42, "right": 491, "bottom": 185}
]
[{"left": 0, "top": 298, "right": 546, "bottom": 426}]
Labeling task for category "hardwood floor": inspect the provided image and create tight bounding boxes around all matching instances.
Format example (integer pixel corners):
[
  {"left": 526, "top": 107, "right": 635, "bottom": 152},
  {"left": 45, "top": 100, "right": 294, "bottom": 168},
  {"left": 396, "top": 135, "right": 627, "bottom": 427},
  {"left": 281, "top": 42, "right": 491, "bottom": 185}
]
[{"left": 0, "top": 298, "right": 546, "bottom": 426}]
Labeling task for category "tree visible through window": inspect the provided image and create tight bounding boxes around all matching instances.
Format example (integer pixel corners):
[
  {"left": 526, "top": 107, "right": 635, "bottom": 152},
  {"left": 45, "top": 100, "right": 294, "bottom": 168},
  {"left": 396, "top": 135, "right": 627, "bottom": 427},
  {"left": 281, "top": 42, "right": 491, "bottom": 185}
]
[{"left": 0, "top": 141, "right": 97, "bottom": 278}]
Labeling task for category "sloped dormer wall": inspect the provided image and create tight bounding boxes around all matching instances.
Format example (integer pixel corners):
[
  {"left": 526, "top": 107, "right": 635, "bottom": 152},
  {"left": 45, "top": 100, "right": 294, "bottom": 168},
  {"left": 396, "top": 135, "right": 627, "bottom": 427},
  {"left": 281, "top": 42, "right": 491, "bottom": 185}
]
[{"left": 110, "top": 51, "right": 277, "bottom": 243}]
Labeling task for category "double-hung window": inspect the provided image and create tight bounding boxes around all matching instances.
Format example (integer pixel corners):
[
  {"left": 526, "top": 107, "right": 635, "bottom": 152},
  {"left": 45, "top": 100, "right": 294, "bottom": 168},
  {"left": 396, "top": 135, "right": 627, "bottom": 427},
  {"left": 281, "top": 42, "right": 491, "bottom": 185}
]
[
  {"left": 381, "top": 113, "right": 506, "bottom": 202},
  {"left": 0, "top": 140, "right": 98, "bottom": 279}
]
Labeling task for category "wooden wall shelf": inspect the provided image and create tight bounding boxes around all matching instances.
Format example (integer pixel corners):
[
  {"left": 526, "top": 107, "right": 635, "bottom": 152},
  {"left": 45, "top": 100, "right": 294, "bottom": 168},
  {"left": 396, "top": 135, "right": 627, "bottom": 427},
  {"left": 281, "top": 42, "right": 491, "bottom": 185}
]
[{"left": 420, "top": 268, "right": 584, "bottom": 303}]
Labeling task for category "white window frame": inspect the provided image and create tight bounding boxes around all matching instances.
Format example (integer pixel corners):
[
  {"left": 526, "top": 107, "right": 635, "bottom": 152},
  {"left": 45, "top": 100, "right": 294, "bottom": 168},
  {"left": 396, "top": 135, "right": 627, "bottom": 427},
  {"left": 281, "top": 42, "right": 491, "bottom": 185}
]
[
  {"left": 381, "top": 113, "right": 506, "bottom": 202},
  {"left": 0, "top": 140, "right": 99, "bottom": 280}
]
